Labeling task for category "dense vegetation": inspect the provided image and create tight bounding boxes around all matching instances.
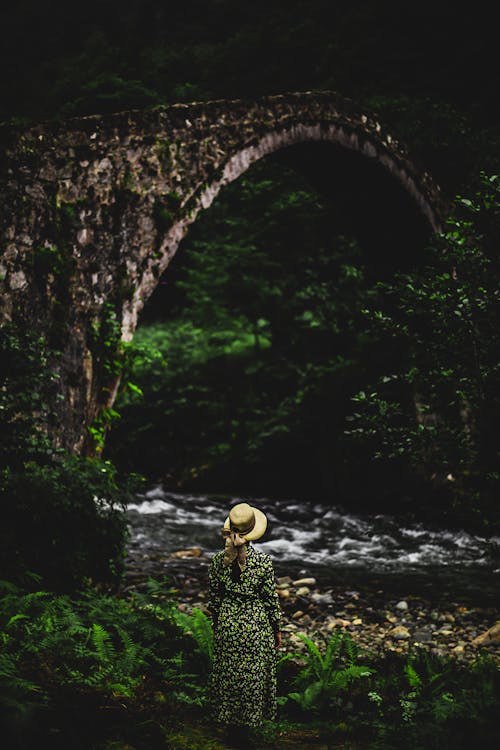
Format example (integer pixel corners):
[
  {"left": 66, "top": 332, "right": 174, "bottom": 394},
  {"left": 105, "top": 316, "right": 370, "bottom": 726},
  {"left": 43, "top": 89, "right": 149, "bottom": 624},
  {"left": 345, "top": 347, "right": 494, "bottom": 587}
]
[{"left": 1, "top": 576, "right": 498, "bottom": 749}]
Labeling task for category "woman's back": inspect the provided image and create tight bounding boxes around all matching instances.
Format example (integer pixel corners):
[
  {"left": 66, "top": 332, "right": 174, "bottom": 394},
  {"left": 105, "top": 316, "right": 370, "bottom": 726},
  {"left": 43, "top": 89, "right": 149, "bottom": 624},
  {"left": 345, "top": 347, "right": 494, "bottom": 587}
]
[{"left": 207, "top": 504, "right": 282, "bottom": 732}]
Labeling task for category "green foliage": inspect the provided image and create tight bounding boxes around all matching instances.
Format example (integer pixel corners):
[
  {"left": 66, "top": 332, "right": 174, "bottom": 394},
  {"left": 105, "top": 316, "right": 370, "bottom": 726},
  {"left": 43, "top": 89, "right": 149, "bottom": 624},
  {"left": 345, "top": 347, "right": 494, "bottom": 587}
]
[
  {"left": 281, "top": 631, "right": 376, "bottom": 715},
  {"left": 0, "top": 455, "right": 138, "bottom": 591},
  {"left": 171, "top": 607, "right": 214, "bottom": 672},
  {"left": 361, "top": 646, "right": 500, "bottom": 749},
  {"left": 0, "top": 321, "right": 141, "bottom": 591},
  {"left": 276, "top": 633, "right": 499, "bottom": 748},
  {"left": 0, "top": 575, "right": 205, "bottom": 720},
  {"left": 0, "top": 324, "right": 58, "bottom": 468},
  {"left": 108, "top": 161, "right": 382, "bottom": 500},
  {"left": 343, "top": 174, "right": 500, "bottom": 529}
]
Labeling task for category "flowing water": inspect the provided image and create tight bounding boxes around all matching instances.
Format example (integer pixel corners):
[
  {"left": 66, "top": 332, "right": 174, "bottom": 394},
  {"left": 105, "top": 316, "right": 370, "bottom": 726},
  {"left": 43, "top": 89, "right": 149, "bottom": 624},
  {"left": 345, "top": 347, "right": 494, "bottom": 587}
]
[{"left": 125, "top": 486, "right": 500, "bottom": 606}]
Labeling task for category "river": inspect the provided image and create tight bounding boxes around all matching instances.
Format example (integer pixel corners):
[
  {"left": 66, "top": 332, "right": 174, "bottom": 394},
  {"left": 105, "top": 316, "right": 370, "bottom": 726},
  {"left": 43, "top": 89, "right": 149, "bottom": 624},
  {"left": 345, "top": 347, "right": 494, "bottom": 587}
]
[{"left": 125, "top": 486, "right": 500, "bottom": 606}]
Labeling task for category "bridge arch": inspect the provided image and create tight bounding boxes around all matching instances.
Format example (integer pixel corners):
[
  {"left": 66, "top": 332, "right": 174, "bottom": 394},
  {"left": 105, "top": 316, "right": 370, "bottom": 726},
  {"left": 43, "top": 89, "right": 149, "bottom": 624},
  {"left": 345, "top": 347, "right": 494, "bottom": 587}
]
[{"left": 0, "top": 92, "right": 445, "bottom": 452}]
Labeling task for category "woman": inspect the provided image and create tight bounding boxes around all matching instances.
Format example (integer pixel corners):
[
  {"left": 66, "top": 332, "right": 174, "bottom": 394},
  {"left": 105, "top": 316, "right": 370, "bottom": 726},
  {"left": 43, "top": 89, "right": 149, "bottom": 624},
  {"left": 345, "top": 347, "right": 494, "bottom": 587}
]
[{"left": 207, "top": 501, "right": 282, "bottom": 734}]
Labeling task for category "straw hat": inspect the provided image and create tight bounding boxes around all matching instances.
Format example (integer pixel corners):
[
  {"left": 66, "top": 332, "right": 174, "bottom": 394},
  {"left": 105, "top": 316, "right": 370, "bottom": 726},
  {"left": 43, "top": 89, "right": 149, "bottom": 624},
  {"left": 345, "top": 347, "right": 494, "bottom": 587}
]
[{"left": 223, "top": 502, "right": 268, "bottom": 541}]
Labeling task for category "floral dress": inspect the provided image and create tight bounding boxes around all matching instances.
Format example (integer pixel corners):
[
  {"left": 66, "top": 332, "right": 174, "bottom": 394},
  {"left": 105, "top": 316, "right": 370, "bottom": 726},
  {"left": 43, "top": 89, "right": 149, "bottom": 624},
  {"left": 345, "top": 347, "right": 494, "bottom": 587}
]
[{"left": 207, "top": 542, "right": 282, "bottom": 728}]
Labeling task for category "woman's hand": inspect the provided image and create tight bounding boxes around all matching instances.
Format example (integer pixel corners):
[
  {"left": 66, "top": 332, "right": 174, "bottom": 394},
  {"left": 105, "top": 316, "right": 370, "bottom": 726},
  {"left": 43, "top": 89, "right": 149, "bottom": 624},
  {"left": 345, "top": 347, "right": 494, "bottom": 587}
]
[{"left": 274, "top": 630, "right": 282, "bottom": 649}]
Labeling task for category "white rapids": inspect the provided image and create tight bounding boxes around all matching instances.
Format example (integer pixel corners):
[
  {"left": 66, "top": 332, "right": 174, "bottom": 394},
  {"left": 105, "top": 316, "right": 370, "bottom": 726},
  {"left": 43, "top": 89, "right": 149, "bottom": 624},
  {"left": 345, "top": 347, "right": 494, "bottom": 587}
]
[{"left": 126, "top": 486, "right": 500, "bottom": 577}]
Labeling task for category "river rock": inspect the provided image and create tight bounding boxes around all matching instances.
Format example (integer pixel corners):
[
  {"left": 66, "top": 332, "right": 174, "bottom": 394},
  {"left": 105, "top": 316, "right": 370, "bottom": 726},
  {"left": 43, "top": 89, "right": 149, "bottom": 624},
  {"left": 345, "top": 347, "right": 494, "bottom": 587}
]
[
  {"left": 388, "top": 625, "right": 411, "bottom": 640},
  {"left": 395, "top": 600, "right": 409, "bottom": 611},
  {"left": 171, "top": 548, "right": 202, "bottom": 558},
  {"left": 298, "top": 614, "right": 312, "bottom": 625},
  {"left": 296, "top": 586, "right": 311, "bottom": 596},
  {"left": 277, "top": 576, "right": 293, "bottom": 586},
  {"left": 277, "top": 588, "right": 290, "bottom": 599},
  {"left": 413, "top": 629, "right": 433, "bottom": 643},
  {"left": 293, "top": 578, "right": 316, "bottom": 587},
  {"left": 326, "top": 617, "right": 352, "bottom": 629},
  {"left": 471, "top": 621, "right": 500, "bottom": 645},
  {"left": 310, "top": 592, "right": 334, "bottom": 605}
]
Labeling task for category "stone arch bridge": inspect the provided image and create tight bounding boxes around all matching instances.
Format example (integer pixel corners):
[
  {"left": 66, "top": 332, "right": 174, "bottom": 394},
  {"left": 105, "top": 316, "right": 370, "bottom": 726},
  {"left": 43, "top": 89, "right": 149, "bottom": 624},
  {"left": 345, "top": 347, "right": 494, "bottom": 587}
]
[{"left": 0, "top": 91, "right": 444, "bottom": 453}]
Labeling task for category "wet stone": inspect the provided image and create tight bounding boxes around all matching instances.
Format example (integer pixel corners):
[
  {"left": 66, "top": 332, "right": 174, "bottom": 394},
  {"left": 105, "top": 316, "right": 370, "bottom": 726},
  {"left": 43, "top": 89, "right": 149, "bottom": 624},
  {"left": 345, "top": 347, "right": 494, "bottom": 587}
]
[
  {"left": 292, "top": 577, "right": 316, "bottom": 587},
  {"left": 388, "top": 625, "right": 411, "bottom": 640},
  {"left": 413, "top": 629, "right": 433, "bottom": 643},
  {"left": 296, "top": 586, "right": 311, "bottom": 596}
]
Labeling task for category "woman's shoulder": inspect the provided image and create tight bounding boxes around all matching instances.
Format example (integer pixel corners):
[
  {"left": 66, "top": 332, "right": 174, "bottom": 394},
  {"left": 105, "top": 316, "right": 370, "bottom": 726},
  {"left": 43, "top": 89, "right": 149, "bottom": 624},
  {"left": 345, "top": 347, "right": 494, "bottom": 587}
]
[{"left": 250, "top": 546, "right": 273, "bottom": 567}]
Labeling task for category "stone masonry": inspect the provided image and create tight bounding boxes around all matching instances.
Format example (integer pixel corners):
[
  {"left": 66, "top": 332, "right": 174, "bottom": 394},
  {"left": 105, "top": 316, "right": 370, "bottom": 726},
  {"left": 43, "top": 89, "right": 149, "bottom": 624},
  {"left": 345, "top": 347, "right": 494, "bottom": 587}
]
[{"left": 0, "top": 91, "right": 444, "bottom": 453}]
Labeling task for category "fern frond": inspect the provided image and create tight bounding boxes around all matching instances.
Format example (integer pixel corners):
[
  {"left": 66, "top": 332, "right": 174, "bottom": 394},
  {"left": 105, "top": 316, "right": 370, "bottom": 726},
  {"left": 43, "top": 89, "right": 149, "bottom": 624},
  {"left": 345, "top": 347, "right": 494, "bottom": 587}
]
[
  {"left": 295, "top": 633, "right": 324, "bottom": 679},
  {"left": 91, "top": 623, "right": 115, "bottom": 662}
]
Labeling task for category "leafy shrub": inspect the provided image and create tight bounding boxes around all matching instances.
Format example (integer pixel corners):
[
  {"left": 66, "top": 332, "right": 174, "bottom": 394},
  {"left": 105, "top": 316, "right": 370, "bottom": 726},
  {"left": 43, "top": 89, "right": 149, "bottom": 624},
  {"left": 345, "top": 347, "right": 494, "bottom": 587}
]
[
  {"left": 363, "top": 646, "right": 500, "bottom": 749},
  {"left": 0, "top": 577, "right": 196, "bottom": 717},
  {"left": 0, "top": 456, "right": 138, "bottom": 591},
  {"left": 279, "top": 631, "right": 376, "bottom": 716},
  {"left": 0, "top": 323, "right": 141, "bottom": 591},
  {"left": 171, "top": 606, "right": 214, "bottom": 673}
]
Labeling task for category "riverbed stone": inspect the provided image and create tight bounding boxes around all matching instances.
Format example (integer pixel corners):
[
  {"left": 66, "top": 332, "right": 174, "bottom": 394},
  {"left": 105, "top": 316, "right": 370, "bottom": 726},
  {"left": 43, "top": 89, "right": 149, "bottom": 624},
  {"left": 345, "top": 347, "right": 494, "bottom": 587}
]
[
  {"left": 471, "top": 621, "right": 500, "bottom": 645},
  {"left": 310, "top": 592, "right": 334, "bottom": 605},
  {"left": 413, "top": 629, "right": 433, "bottom": 643},
  {"left": 437, "top": 627, "right": 454, "bottom": 636},
  {"left": 171, "top": 548, "right": 202, "bottom": 558},
  {"left": 296, "top": 586, "right": 311, "bottom": 596},
  {"left": 326, "top": 617, "right": 352, "bottom": 629},
  {"left": 388, "top": 625, "right": 411, "bottom": 640},
  {"left": 293, "top": 577, "right": 316, "bottom": 587},
  {"left": 395, "top": 600, "right": 409, "bottom": 611}
]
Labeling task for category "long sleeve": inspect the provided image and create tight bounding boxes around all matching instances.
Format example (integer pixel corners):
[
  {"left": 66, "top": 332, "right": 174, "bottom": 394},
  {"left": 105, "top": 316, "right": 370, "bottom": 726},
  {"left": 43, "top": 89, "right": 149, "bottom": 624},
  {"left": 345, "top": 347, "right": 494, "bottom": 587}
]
[
  {"left": 260, "top": 556, "right": 282, "bottom": 633},
  {"left": 208, "top": 553, "right": 224, "bottom": 628}
]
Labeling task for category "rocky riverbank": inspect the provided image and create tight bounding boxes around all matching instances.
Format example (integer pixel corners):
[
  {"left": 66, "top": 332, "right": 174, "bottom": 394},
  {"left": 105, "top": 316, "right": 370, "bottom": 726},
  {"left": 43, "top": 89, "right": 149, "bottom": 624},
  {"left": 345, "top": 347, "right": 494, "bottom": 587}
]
[{"left": 121, "top": 547, "right": 500, "bottom": 667}]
